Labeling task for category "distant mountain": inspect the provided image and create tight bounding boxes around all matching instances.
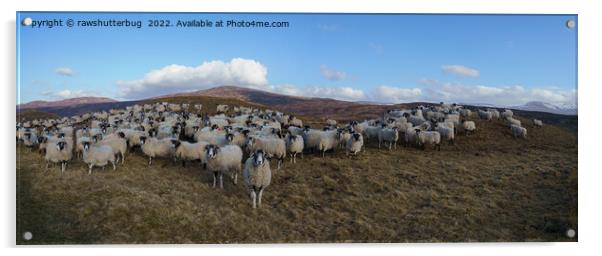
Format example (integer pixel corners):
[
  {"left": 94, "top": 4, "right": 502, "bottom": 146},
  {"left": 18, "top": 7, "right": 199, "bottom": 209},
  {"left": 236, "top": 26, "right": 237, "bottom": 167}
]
[
  {"left": 511, "top": 101, "right": 577, "bottom": 116},
  {"left": 18, "top": 97, "right": 117, "bottom": 110}
]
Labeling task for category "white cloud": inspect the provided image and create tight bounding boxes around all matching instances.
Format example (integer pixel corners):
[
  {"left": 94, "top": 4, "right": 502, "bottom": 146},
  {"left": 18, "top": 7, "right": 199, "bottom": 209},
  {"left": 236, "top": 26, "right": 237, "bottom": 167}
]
[
  {"left": 43, "top": 89, "right": 94, "bottom": 99},
  {"left": 320, "top": 65, "right": 347, "bottom": 81},
  {"left": 269, "top": 84, "right": 366, "bottom": 101},
  {"left": 117, "top": 58, "right": 269, "bottom": 99},
  {"left": 441, "top": 65, "right": 480, "bottom": 77},
  {"left": 417, "top": 79, "right": 576, "bottom": 107},
  {"left": 55, "top": 67, "right": 75, "bottom": 76},
  {"left": 373, "top": 85, "right": 422, "bottom": 103}
]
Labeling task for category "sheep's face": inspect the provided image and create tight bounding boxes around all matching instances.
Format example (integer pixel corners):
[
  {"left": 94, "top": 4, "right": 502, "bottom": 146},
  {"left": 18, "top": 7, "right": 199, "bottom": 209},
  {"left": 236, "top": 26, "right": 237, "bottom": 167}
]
[
  {"left": 171, "top": 140, "right": 180, "bottom": 149},
  {"left": 253, "top": 150, "right": 266, "bottom": 166},
  {"left": 58, "top": 133, "right": 65, "bottom": 139},
  {"left": 139, "top": 136, "right": 147, "bottom": 145},
  {"left": 206, "top": 145, "right": 219, "bottom": 159},
  {"left": 56, "top": 141, "right": 66, "bottom": 151},
  {"left": 82, "top": 141, "right": 90, "bottom": 151},
  {"left": 246, "top": 137, "right": 255, "bottom": 147},
  {"left": 225, "top": 133, "right": 234, "bottom": 142},
  {"left": 353, "top": 133, "right": 361, "bottom": 141}
]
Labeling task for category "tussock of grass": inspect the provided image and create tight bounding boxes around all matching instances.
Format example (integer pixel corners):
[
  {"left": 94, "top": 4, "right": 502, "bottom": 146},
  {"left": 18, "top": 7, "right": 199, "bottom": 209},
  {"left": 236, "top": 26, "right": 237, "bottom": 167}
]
[{"left": 16, "top": 116, "right": 576, "bottom": 244}]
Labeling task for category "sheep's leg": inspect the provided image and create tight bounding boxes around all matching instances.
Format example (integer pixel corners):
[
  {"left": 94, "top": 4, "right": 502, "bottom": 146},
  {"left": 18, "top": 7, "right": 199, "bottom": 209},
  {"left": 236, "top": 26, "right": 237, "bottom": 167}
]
[
  {"left": 437, "top": 143, "right": 441, "bottom": 151},
  {"left": 45, "top": 162, "right": 49, "bottom": 172},
  {"left": 233, "top": 172, "right": 238, "bottom": 185},
  {"left": 121, "top": 152, "right": 125, "bottom": 164},
  {"left": 88, "top": 164, "right": 93, "bottom": 175},
  {"left": 148, "top": 156, "right": 152, "bottom": 166},
  {"left": 378, "top": 140, "right": 381, "bottom": 149},
  {"left": 278, "top": 158, "right": 282, "bottom": 170},
  {"left": 258, "top": 187, "right": 264, "bottom": 208},
  {"left": 219, "top": 173, "right": 224, "bottom": 189},
  {"left": 212, "top": 172, "right": 217, "bottom": 188},
  {"left": 251, "top": 190, "right": 257, "bottom": 209},
  {"left": 60, "top": 162, "right": 65, "bottom": 174},
  {"left": 112, "top": 160, "right": 116, "bottom": 170}
]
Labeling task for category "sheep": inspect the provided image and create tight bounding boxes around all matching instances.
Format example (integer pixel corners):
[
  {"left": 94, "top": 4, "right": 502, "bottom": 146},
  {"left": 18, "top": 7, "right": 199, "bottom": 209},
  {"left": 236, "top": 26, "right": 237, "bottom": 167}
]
[
  {"left": 326, "top": 119, "right": 337, "bottom": 126},
  {"left": 140, "top": 135, "right": 176, "bottom": 166},
  {"left": 511, "top": 124, "right": 527, "bottom": 139},
  {"left": 478, "top": 110, "right": 493, "bottom": 121},
  {"left": 173, "top": 140, "right": 208, "bottom": 167},
  {"left": 44, "top": 140, "right": 73, "bottom": 173},
  {"left": 286, "top": 135, "right": 304, "bottom": 163},
  {"left": 318, "top": 130, "right": 338, "bottom": 158},
  {"left": 533, "top": 119, "right": 543, "bottom": 128},
  {"left": 22, "top": 132, "right": 39, "bottom": 151},
  {"left": 288, "top": 116, "right": 303, "bottom": 127},
  {"left": 75, "top": 136, "right": 91, "bottom": 159},
  {"left": 246, "top": 136, "right": 286, "bottom": 169},
  {"left": 461, "top": 120, "right": 476, "bottom": 135},
  {"left": 501, "top": 110, "right": 513, "bottom": 119},
  {"left": 216, "top": 104, "right": 230, "bottom": 113},
  {"left": 94, "top": 133, "right": 127, "bottom": 164},
  {"left": 378, "top": 127, "right": 399, "bottom": 150},
  {"left": 437, "top": 125, "right": 455, "bottom": 145},
  {"left": 346, "top": 133, "right": 364, "bottom": 156},
  {"left": 243, "top": 149, "right": 272, "bottom": 208},
  {"left": 335, "top": 129, "right": 352, "bottom": 149},
  {"left": 507, "top": 117, "right": 521, "bottom": 127},
  {"left": 205, "top": 144, "right": 243, "bottom": 188},
  {"left": 81, "top": 141, "right": 116, "bottom": 175},
  {"left": 364, "top": 125, "right": 382, "bottom": 140},
  {"left": 302, "top": 128, "right": 322, "bottom": 152},
  {"left": 459, "top": 109, "right": 472, "bottom": 118},
  {"left": 416, "top": 130, "right": 441, "bottom": 151}
]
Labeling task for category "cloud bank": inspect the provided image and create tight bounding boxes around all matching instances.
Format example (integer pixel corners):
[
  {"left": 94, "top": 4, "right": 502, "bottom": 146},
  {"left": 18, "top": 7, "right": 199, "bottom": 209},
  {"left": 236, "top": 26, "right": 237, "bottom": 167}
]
[
  {"left": 115, "top": 59, "right": 576, "bottom": 107},
  {"left": 117, "top": 58, "right": 269, "bottom": 99}
]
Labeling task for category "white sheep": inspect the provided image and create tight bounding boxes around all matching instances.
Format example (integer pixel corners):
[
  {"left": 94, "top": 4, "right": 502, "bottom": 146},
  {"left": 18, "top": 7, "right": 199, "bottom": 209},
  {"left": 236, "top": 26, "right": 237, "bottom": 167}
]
[
  {"left": 173, "top": 140, "right": 208, "bottom": 167},
  {"left": 94, "top": 133, "right": 127, "bottom": 164},
  {"left": 533, "top": 119, "right": 543, "bottom": 127},
  {"left": 416, "top": 130, "right": 441, "bottom": 151},
  {"left": 501, "top": 110, "right": 513, "bottom": 119},
  {"left": 286, "top": 135, "right": 304, "bottom": 163},
  {"left": 318, "top": 130, "right": 338, "bottom": 158},
  {"left": 478, "top": 110, "right": 493, "bottom": 121},
  {"left": 44, "top": 140, "right": 73, "bottom": 173},
  {"left": 346, "top": 133, "right": 364, "bottom": 156},
  {"left": 507, "top": 117, "right": 521, "bottom": 127},
  {"left": 205, "top": 144, "right": 243, "bottom": 188},
  {"left": 378, "top": 127, "right": 399, "bottom": 150},
  {"left": 140, "top": 135, "right": 176, "bottom": 166},
  {"left": 511, "top": 124, "right": 527, "bottom": 139},
  {"left": 246, "top": 136, "right": 286, "bottom": 169},
  {"left": 243, "top": 149, "right": 272, "bottom": 208},
  {"left": 436, "top": 124, "right": 455, "bottom": 145},
  {"left": 461, "top": 120, "right": 476, "bottom": 135},
  {"left": 216, "top": 104, "right": 230, "bottom": 113},
  {"left": 326, "top": 119, "right": 337, "bottom": 126},
  {"left": 81, "top": 141, "right": 116, "bottom": 175}
]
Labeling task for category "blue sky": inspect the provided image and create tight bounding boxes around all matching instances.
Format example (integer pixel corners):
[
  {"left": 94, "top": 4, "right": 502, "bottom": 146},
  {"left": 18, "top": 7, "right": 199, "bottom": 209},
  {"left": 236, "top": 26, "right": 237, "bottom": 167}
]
[{"left": 17, "top": 12, "right": 577, "bottom": 107}]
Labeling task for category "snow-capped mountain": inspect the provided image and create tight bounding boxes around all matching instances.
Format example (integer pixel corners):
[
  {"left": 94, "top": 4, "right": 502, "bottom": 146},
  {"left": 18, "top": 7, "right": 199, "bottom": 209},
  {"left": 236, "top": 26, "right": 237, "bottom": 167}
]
[{"left": 511, "top": 101, "right": 577, "bottom": 115}]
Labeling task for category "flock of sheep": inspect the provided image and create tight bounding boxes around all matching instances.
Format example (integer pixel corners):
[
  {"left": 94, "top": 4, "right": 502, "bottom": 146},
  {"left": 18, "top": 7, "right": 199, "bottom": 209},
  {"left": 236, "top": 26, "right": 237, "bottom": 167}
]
[{"left": 16, "top": 101, "right": 542, "bottom": 208}]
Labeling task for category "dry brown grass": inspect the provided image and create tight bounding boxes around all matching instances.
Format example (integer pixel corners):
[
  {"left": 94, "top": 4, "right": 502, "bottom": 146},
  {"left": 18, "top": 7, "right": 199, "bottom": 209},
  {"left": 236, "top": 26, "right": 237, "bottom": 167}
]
[{"left": 16, "top": 114, "right": 577, "bottom": 244}]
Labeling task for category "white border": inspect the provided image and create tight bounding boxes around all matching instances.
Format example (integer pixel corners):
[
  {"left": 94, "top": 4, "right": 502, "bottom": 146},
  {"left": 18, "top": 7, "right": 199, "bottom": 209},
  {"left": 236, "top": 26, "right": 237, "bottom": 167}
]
[{"left": 2, "top": 0, "right": 601, "bottom": 255}]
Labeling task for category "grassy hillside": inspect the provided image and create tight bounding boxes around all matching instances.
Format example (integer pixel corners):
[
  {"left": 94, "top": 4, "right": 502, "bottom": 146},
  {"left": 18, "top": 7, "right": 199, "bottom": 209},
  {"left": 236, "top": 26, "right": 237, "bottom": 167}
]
[
  {"left": 16, "top": 114, "right": 577, "bottom": 244},
  {"left": 17, "top": 110, "right": 60, "bottom": 122}
]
